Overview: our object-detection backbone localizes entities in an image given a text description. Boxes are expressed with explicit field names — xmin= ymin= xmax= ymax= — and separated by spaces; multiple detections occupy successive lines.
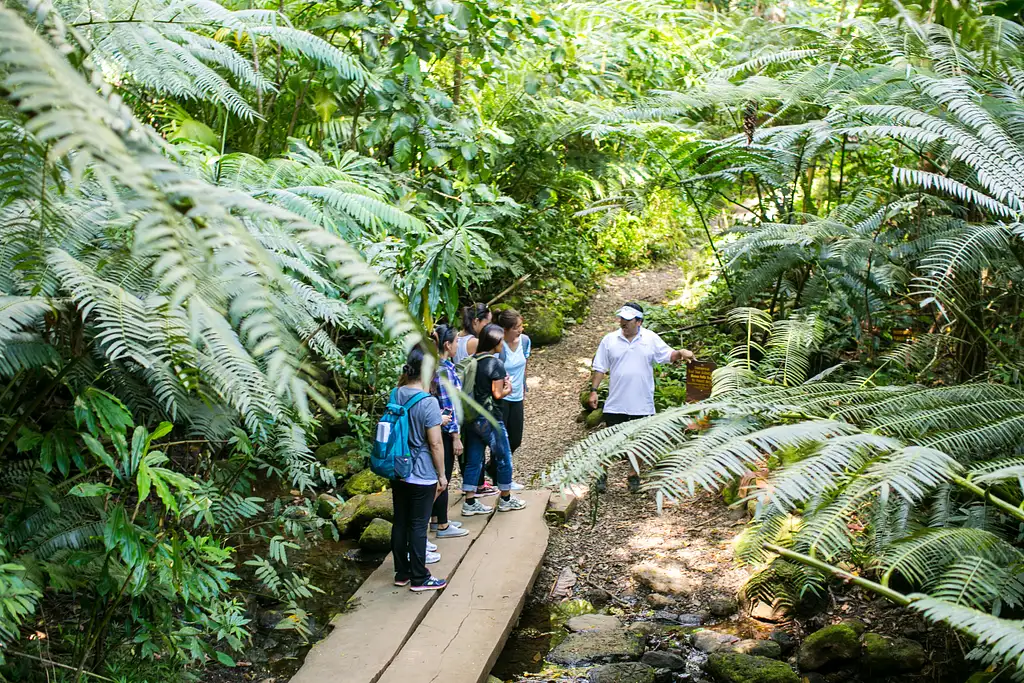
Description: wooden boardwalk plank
xmin=377 ymin=489 xmax=551 ymax=683
xmin=292 ymin=496 xmax=489 ymax=683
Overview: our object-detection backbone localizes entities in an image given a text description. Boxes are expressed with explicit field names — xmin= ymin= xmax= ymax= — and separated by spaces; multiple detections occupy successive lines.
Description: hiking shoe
xmin=462 ymin=499 xmax=493 ymax=516
xmin=394 ymin=577 xmax=410 ymax=587
xmin=594 ymin=474 xmax=607 ymax=494
xmin=627 ymin=474 xmax=642 ymax=494
xmin=426 ymin=541 xmax=437 ymax=552
xmin=429 ymin=520 xmax=463 ymax=532
xmin=410 ymin=577 xmax=446 ymax=592
xmin=436 ymin=525 xmax=469 ymax=539
xmin=497 ymin=496 xmax=528 ymax=512
xmin=509 ymin=481 xmax=525 ymax=491
xmin=426 ymin=550 xmax=441 ymax=564
xmin=476 ymin=483 xmax=499 ymax=497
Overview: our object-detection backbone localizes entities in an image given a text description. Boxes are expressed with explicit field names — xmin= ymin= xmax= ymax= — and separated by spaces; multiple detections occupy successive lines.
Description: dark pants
xmin=430 ymin=431 xmax=456 ymax=525
xmin=391 ymin=480 xmax=435 ymax=586
xmin=599 ymin=413 xmax=646 ymax=484
xmin=604 ymin=412 xmax=645 ymax=428
xmin=501 ymin=399 xmax=525 ymax=454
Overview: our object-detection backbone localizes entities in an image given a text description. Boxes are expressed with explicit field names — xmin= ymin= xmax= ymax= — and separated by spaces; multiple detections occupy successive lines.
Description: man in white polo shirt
xmin=586 ymin=301 xmax=695 ymax=492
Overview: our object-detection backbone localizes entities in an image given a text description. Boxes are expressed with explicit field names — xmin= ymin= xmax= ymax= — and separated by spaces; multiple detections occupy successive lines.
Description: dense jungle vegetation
xmin=5 ymin=0 xmax=1024 ymax=678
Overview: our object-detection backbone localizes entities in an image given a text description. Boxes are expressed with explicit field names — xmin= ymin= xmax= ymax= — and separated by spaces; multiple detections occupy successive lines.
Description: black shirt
xmin=473 ymin=354 xmax=506 ymax=420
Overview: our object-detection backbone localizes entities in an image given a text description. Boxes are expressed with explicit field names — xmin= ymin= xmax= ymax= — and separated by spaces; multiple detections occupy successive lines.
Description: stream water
xmin=245 ymin=539 xmax=382 ymax=679
xmin=490 ymin=599 xmax=718 ymax=682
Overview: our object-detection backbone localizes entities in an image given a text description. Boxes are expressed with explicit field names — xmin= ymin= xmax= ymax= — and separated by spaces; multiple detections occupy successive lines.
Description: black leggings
xmin=391 ymin=480 xmax=436 ymax=585
xmin=501 ymin=399 xmax=525 ymax=454
xmin=430 ymin=431 xmax=456 ymax=525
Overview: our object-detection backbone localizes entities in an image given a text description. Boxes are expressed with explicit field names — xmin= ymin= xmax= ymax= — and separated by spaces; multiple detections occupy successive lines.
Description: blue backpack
xmin=370 ymin=389 xmax=430 ymax=480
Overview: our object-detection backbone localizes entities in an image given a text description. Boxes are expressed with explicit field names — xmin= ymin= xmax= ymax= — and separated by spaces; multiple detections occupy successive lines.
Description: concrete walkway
xmin=291 ymin=489 xmax=551 ymax=683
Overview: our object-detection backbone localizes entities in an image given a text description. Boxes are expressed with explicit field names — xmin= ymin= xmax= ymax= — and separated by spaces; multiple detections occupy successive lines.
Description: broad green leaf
xmin=215 ymin=651 xmax=236 ymax=667
xmin=81 ymin=433 xmax=118 ymax=473
xmin=69 ymin=482 xmax=116 ymax=497
xmin=137 ymin=463 xmax=152 ymax=503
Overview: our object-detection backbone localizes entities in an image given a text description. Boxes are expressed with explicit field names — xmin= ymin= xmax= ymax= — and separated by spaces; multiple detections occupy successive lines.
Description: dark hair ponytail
xmin=432 ymin=324 xmax=456 ymax=349
xmin=476 ymin=323 xmax=505 ymax=354
xmin=401 ymin=345 xmax=426 ymax=381
xmin=461 ymin=303 xmax=490 ymax=332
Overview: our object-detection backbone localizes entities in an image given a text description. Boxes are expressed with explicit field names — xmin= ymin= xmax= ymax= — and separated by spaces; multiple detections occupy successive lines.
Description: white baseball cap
xmin=615 ymin=304 xmax=644 ymax=321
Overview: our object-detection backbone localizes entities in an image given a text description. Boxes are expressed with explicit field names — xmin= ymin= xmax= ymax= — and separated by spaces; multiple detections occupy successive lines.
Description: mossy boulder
xmin=585 ymin=409 xmax=605 ymax=430
xmin=333 ymin=490 xmax=393 ymax=536
xmin=526 ymin=306 xmax=565 ymax=346
xmin=358 ymin=518 xmax=393 ymax=551
xmin=861 ymin=632 xmax=926 ymax=674
xmin=316 ymin=493 xmax=343 ymax=519
xmin=342 ymin=469 xmax=390 ymax=497
xmin=797 ymin=622 xmax=863 ymax=671
xmin=332 ymin=494 xmax=366 ymax=536
xmin=315 ymin=441 xmax=345 ymax=462
xmin=721 ymin=477 xmax=740 ymax=506
xmin=706 ymin=652 xmax=799 ymax=683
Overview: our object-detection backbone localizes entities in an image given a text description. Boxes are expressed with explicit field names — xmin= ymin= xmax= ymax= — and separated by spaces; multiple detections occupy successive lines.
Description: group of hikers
xmin=382 ymin=300 xmax=695 ymax=592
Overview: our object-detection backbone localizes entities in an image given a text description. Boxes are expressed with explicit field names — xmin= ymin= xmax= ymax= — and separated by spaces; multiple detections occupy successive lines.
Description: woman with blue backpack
xmin=380 ymin=346 xmax=448 ymax=592
xmin=461 ymin=324 xmax=528 ymax=516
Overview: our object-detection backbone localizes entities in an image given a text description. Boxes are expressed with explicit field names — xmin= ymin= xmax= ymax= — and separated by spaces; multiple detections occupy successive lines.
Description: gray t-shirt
xmin=395 ymin=386 xmax=442 ymax=485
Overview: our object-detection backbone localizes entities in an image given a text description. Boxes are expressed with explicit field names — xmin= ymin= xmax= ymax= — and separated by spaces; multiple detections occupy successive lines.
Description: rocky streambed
xmin=491 ymin=598 xmax=931 ymax=683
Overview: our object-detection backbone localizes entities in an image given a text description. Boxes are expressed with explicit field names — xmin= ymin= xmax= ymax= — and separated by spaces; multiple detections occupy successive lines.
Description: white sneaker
xmin=426 ymin=550 xmax=441 ymax=564
xmin=497 ymin=496 xmax=528 ymax=512
xmin=426 ymin=541 xmax=437 ymax=552
xmin=509 ymin=481 xmax=525 ymax=491
xmin=462 ymin=499 xmax=493 ymax=516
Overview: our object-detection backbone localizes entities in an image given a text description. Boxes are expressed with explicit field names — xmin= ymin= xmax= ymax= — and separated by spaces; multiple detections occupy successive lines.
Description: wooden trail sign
xmin=685 ymin=361 xmax=716 ymax=402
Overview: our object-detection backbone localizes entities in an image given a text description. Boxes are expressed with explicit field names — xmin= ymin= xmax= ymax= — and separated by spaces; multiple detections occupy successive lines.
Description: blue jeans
xmin=462 ymin=416 xmax=513 ymax=492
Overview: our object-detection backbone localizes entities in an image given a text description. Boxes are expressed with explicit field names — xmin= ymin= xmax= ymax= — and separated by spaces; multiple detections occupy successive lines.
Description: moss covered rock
xmin=358 ymin=518 xmax=393 ymax=551
xmin=342 ymin=469 xmax=390 ymax=497
xmin=706 ymin=652 xmax=799 ymax=683
xmin=861 ymin=632 xmax=926 ymax=674
xmin=326 ymin=456 xmax=363 ymax=481
xmin=316 ymin=493 xmax=343 ymax=519
xmin=797 ymin=622 xmax=863 ymax=671
xmin=332 ymin=494 xmax=366 ymax=536
xmin=333 ymin=490 xmax=394 ymax=536
xmin=585 ymin=409 xmax=605 ymax=430
xmin=315 ymin=441 xmax=345 ymax=462
xmin=526 ymin=306 xmax=565 ymax=346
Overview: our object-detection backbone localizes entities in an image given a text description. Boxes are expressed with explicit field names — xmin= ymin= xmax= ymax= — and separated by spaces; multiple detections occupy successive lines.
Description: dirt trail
xmin=505 ymin=265 xmax=756 ymax=670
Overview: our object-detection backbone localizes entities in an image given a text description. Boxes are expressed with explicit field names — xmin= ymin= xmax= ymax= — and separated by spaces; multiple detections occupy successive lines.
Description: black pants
xmin=430 ymin=431 xmax=456 ymax=525
xmin=501 ymin=399 xmax=525 ymax=454
xmin=604 ymin=412 xmax=644 ymax=428
xmin=600 ymin=413 xmax=645 ymax=479
xmin=391 ymin=480 xmax=435 ymax=585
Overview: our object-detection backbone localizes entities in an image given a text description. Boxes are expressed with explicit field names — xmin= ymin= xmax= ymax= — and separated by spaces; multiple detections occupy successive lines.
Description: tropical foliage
xmin=546 ymin=1 xmax=1024 ymax=679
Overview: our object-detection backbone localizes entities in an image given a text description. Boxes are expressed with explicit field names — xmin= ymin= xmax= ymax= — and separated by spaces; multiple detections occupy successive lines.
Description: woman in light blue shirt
xmin=497 ymin=309 xmax=530 ymax=491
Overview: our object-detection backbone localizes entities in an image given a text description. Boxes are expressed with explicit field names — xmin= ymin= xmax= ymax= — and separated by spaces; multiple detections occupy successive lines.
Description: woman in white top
xmin=454 ymin=303 xmax=491 ymax=364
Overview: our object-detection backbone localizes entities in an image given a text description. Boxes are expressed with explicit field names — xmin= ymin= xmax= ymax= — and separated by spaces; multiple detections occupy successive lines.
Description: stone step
xmin=291 ymin=494 xmax=486 ymax=683
xmin=376 ymin=489 xmax=551 ymax=683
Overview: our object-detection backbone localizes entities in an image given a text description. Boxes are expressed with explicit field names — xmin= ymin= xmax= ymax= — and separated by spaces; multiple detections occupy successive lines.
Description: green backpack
xmin=456 ymin=353 xmax=495 ymax=423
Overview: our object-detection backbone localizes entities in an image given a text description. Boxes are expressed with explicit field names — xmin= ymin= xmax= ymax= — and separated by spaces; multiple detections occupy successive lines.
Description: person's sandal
xmin=410 ymin=576 xmax=447 ymax=592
